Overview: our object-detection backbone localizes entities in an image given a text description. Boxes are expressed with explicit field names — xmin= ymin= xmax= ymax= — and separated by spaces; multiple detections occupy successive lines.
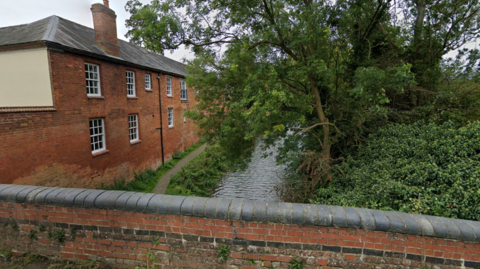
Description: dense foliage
xmin=314 ymin=121 xmax=480 ymax=220
xmin=125 ymin=0 xmax=480 ymax=163
xmin=125 ymin=0 xmax=480 ymax=218
xmin=166 ymin=144 xmax=229 ymax=196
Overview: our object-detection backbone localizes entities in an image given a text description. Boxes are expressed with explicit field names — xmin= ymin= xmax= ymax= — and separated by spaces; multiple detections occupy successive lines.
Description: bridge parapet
xmin=0 ymin=184 xmax=479 ymax=268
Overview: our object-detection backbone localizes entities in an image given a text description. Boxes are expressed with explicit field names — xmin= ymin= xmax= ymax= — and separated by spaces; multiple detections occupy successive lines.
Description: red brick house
xmin=0 ymin=1 xmax=199 ymax=188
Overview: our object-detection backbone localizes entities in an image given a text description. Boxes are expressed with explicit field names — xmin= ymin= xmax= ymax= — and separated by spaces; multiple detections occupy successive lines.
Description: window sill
xmin=127 ymin=97 xmax=138 ymax=100
xmin=145 ymin=89 xmax=153 ymax=92
xmin=92 ymin=150 xmax=109 ymax=158
xmin=181 ymin=99 xmax=188 ymax=103
xmin=130 ymin=140 xmax=142 ymax=145
xmin=167 ymin=95 xmax=173 ymax=98
xmin=168 ymin=126 xmax=174 ymax=129
xmin=87 ymin=96 xmax=105 ymax=100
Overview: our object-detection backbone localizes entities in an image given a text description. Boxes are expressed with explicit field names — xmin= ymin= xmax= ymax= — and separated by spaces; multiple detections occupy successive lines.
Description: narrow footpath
xmin=152 ymin=143 xmax=207 ymax=194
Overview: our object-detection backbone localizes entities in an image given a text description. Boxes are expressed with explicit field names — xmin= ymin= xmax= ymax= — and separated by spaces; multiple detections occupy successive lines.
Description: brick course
xmin=0 ymin=185 xmax=479 ymax=269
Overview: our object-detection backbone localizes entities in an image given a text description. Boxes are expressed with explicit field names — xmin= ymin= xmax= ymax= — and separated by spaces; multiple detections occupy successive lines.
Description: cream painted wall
xmin=0 ymin=47 xmax=53 ymax=107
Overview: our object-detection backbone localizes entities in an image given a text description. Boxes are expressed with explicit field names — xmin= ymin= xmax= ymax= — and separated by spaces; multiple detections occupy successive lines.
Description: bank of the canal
xmin=212 ymin=140 xmax=286 ymax=201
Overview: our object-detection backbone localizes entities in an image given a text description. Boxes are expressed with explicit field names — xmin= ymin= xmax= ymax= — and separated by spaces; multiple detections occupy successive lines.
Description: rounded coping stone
xmin=180 ymin=196 xmax=197 ymax=216
xmin=7 ymin=186 xmax=38 ymax=202
xmin=331 ymin=205 xmax=347 ymax=228
xmin=303 ymin=204 xmax=319 ymax=226
xmin=35 ymin=187 xmax=61 ymax=205
xmin=291 ymin=203 xmax=305 ymax=225
xmin=424 ymin=215 xmax=449 ymax=239
xmin=26 ymin=187 xmax=58 ymax=204
xmin=45 ymin=188 xmax=71 ymax=205
xmin=0 ymin=184 xmax=14 ymax=193
xmin=192 ymin=197 xmax=209 ymax=217
xmin=146 ymin=194 xmax=166 ymax=214
xmin=241 ymin=199 xmax=255 ymax=221
xmin=384 ymin=211 xmax=407 ymax=233
xmin=411 ymin=214 xmax=435 ymax=237
xmin=1 ymin=184 xmax=480 ymax=243
xmin=62 ymin=189 xmax=88 ymax=207
xmin=168 ymin=196 xmax=187 ymax=215
xmin=343 ymin=207 xmax=361 ymax=229
xmin=124 ymin=192 xmax=144 ymax=211
xmin=83 ymin=190 xmax=106 ymax=208
xmin=54 ymin=188 xmax=85 ymax=205
xmin=396 ymin=212 xmax=421 ymax=235
xmin=114 ymin=192 xmax=135 ymax=210
xmin=157 ymin=195 xmax=176 ymax=214
xmin=354 ymin=208 xmax=376 ymax=230
xmin=370 ymin=209 xmax=391 ymax=232
xmin=266 ymin=202 xmax=280 ymax=223
xmin=278 ymin=202 xmax=292 ymax=224
xmin=204 ymin=198 xmax=222 ymax=219
xmin=0 ymin=185 xmax=29 ymax=202
xmin=253 ymin=201 xmax=268 ymax=222
xmin=136 ymin=193 xmax=157 ymax=213
xmin=215 ymin=198 xmax=231 ymax=220
xmin=16 ymin=186 xmax=45 ymax=203
xmin=227 ymin=199 xmax=244 ymax=221
xmin=98 ymin=191 xmax=128 ymax=210
xmin=317 ymin=204 xmax=333 ymax=226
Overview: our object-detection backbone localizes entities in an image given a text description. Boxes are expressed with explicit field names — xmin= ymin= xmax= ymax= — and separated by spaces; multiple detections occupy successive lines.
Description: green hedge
xmin=315 ymin=121 xmax=480 ymax=220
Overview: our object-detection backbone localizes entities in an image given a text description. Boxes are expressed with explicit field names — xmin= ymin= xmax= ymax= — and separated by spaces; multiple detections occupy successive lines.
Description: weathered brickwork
xmin=0 ymin=185 xmax=479 ymax=269
xmin=0 ymin=49 xmax=199 ymax=187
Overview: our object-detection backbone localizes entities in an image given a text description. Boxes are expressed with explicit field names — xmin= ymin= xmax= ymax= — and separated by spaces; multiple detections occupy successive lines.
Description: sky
xmin=0 ymin=0 xmax=193 ymax=63
xmin=0 ymin=0 xmax=477 ymax=61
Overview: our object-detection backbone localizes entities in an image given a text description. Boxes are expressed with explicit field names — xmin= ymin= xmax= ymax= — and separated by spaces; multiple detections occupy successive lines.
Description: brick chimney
xmin=91 ymin=0 xmax=120 ymax=56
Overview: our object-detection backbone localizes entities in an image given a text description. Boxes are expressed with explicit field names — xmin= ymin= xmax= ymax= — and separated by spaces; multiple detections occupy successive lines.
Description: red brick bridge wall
xmin=0 ymin=184 xmax=479 ymax=269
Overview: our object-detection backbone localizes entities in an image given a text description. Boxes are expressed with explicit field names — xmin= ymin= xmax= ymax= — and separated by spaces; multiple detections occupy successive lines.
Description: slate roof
xmin=0 ymin=16 xmax=187 ymax=76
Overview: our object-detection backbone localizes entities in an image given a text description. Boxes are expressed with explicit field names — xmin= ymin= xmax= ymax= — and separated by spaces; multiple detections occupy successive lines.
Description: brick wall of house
xmin=159 ymin=74 xmax=199 ymax=160
xmin=0 ymin=49 xmax=199 ymax=187
xmin=0 ymin=185 xmax=479 ymax=269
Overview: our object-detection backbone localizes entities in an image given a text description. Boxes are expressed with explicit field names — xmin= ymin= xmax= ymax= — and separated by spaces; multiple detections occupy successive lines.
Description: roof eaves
xmin=45 ymin=41 xmax=187 ymax=78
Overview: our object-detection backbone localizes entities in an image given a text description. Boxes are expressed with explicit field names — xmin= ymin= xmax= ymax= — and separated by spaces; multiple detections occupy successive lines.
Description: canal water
xmin=211 ymin=140 xmax=286 ymax=201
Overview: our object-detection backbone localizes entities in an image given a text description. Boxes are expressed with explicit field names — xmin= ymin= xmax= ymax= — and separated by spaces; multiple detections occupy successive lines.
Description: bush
xmin=314 ymin=121 xmax=480 ymax=220
xmin=166 ymin=143 xmax=229 ymax=197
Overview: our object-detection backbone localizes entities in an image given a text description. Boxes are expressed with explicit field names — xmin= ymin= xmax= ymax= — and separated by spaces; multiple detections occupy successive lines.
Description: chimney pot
xmin=103 ymin=0 xmax=109 ymax=7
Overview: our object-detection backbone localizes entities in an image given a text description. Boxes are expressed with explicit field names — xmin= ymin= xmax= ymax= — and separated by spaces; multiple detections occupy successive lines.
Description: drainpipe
xmin=157 ymin=73 xmax=165 ymax=165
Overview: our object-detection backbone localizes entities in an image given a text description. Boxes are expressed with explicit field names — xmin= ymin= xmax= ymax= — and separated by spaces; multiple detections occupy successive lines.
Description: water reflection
xmin=212 ymin=140 xmax=285 ymax=201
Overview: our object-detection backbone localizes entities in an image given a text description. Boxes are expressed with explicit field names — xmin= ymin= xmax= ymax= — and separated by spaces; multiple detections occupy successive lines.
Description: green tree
xmin=125 ymin=0 xmax=413 ymax=165
xmin=125 ymin=0 xmax=480 ymax=201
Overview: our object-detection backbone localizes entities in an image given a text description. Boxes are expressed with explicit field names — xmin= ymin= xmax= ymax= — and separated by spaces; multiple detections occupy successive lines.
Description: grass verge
xmin=165 ymin=143 xmax=229 ymax=197
xmin=100 ymin=140 xmax=204 ymax=193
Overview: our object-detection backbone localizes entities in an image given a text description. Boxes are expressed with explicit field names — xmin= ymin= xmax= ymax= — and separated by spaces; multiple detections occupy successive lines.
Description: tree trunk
xmin=413 ymin=0 xmax=426 ymax=58
xmin=308 ymin=77 xmax=331 ymax=161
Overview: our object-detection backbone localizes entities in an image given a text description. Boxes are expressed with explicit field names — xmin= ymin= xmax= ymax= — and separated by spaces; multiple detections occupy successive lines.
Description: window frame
xmin=145 ymin=74 xmax=151 ymax=91
xmin=183 ymin=109 xmax=187 ymax=122
xmin=126 ymin=70 xmax=136 ymax=97
xmin=89 ymin=118 xmax=106 ymax=154
xmin=168 ymin=108 xmax=174 ymax=127
xmin=85 ymin=63 xmax=101 ymax=97
xmin=128 ymin=114 xmax=139 ymax=143
xmin=180 ymin=79 xmax=187 ymax=100
xmin=166 ymin=76 xmax=172 ymax=97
